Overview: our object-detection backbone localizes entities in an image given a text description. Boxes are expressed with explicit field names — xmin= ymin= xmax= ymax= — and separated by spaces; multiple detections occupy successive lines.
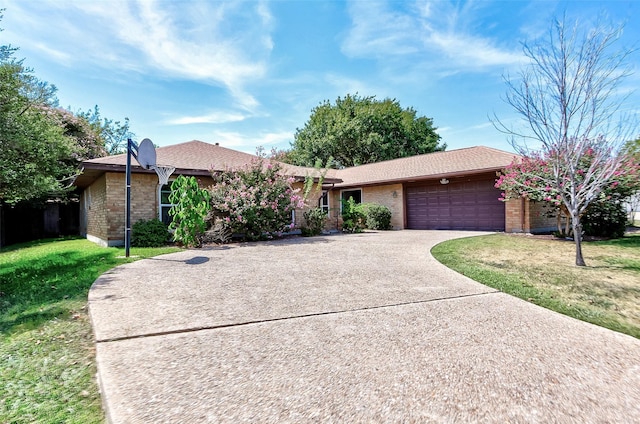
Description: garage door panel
xmin=406 ymin=178 xmax=504 ymax=231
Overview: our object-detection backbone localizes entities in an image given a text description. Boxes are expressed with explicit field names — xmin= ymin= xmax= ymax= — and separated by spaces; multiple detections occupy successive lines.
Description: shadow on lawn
xmin=0 ymin=250 xmax=122 ymax=334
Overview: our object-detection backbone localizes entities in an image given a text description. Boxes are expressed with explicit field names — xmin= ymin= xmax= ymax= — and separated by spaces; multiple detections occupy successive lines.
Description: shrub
xmin=361 ymin=203 xmax=392 ymax=230
xmin=341 ymin=197 xmax=365 ymax=233
xmin=168 ymin=175 xmax=211 ymax=247
xmin=131 ymin=219 xmax=170 ymax=247
xmin=208 ymin=156 xmax=304 ymax=241
xmin=302 ymin=207 xmax=327 ymax=236
xmin=582 ymin=200 xmax=628 ymax=238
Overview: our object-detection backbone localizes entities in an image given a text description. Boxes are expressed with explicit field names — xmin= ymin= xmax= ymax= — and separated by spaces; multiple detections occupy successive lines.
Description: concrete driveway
xmin=89 ymin=231 xmax=640 ymax=423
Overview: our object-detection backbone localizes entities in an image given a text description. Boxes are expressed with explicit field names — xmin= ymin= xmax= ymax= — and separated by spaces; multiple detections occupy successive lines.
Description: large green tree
xmin=77 ymin=105 xmax=135 ymax=155
xmin=286 ymin=94 xmax=445 ymax=168
xmin=0 ymin=41 xmax=78 ymax=204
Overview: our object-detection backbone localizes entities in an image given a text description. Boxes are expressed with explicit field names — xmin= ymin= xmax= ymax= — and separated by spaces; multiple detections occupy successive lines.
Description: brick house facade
xmin=74 ymin=140 xmax=556 ymax=246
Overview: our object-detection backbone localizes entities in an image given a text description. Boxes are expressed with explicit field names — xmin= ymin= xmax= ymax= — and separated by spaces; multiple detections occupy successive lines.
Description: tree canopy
xmin=284 ymin=94 xmax=445 ymax=168
xmin=0 ymin=13 xmax=135 ymax=205
xmin=0 ymin=34 xmax=78 ymax=204
xmin=77 ymin=105 xmax=135 ymax=155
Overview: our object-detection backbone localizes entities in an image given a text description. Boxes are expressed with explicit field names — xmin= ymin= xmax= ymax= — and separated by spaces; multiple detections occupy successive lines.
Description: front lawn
xmin=431 ymin=233 xmax=640 ymax=339
xmin=0 ymin=238 xmax=180 ymax=423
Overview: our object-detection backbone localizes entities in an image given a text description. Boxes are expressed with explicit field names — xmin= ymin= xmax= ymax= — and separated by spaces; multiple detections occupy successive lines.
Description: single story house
xmin=74 ymin=140 xmax=554 ymax=246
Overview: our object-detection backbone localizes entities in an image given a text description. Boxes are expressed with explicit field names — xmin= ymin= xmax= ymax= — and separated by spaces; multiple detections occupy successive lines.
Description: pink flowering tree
xmin=208 ymin=156 xmax=304 ymax=241
xmin=492 ymin=16 xmax=638 ymax=266
xmin=496 ymin=144 xmax=640 ymax=240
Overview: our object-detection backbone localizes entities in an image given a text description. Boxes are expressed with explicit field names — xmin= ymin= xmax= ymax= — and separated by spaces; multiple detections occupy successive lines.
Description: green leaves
xmin=288 ymin=93 xmax=444 ymax=168
xmin=209 ymin=158 xmax=302 ymax=241
xmin=168 ymin=176 xmax=211 ymax=248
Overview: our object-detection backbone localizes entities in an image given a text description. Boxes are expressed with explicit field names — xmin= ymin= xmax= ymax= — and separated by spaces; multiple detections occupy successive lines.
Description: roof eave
xmin=333 ymin=167 xmax=505 ymax=189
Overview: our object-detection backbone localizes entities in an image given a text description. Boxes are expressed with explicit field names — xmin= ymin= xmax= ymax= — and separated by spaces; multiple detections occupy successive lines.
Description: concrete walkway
xmin=89 ymin=231 xmax=640 ymax=423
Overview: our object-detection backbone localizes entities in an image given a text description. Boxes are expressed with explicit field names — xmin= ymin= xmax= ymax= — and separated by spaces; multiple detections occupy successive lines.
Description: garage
xmin=405 ymin=176 xmax=505 ymax=231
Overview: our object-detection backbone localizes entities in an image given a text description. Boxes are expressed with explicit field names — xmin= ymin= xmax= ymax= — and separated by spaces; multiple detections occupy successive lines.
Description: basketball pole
xmin=125 ymin=138 xmax=139 ymax=258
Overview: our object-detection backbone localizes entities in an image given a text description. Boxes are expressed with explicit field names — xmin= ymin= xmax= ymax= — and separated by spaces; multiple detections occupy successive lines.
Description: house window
xmin=341 ymin=189 xmax=362 ymax=206
xmin=159 ymin=184 xmax=175 ymax=225
xmin=340 ymin=189 xmax=362 ymax=213
xmin=318 ymin=191 xmax=330 ymax=214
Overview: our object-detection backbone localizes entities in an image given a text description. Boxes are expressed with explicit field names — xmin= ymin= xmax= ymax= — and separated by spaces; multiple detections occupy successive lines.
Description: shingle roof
xmin=77 ymin=141 xmax=519 ymax=189
xmin=83 ymin=140 xmax=260 ymax=171
xmin=76 ymin=140 xmax=339 ymax=188
xmin=332 ymin=146 xmax=519 ymax=188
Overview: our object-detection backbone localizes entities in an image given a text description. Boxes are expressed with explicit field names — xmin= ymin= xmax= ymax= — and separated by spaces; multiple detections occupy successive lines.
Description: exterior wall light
xmin=440 ymin=178 xmax=449 ymax=185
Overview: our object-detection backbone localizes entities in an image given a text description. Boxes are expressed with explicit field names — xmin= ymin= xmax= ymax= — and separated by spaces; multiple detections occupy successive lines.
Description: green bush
xmin=582 ymin=200 xmax=628 ymax=238
xmin=341 ymin=197 xmax=366 ymax=233
xmin=302 ymin=207 xmax=327 ymax=236
xmin=131 ymin=219 xmax=170 ymax=247
xmin=361 ymin=203 xmax=392 ymax=230
xmin=168 ymin=175 xmax=211 ymax=247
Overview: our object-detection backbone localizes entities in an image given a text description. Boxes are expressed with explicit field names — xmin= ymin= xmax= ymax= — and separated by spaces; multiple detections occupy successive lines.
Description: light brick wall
xmin=505 ymin=198 xmax=525 ymax=233
xmin=362 ymin=184 xmax=404 ymax=229
xmin=105 ymin=173 xmax=158 ymax=245
xmin=84 ymin=172 xmax=216 ymax=246
xmin=505 ymin=197 xmax=556 ymax=233
xmin=324 ymin=183 xmax=405 ymax=231
xmin=291 ymin=182 xmax=325 ymax=229
xmin=85 ymin=174 xmax=108 ymax=242
xmin=529 ymin=201 xmax=557 ymax=233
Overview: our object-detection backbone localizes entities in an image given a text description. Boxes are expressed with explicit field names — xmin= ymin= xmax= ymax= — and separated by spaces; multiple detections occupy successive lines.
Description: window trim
xmin=340 ymin=188 xmax=363 ymax=212
xmin=318 ymin=190 xmax=330 ymax=215
xmin=158 ymin=182 xmax=176 ymax=225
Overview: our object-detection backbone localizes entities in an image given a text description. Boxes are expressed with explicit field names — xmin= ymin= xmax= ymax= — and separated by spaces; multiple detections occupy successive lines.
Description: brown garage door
xmin=405 ymin=178 xmax=504 ymax=231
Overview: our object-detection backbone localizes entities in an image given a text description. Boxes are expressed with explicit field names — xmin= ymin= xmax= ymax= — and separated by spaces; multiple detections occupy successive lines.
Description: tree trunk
xmin=572 ymin=216 xmax=586 ymax=266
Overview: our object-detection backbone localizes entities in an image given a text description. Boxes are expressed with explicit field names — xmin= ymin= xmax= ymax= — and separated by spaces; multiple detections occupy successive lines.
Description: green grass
xmin=431 ymin=233 xmax=640 ymax=339
xmin=0 ymin=237 xmax=180 ymax=423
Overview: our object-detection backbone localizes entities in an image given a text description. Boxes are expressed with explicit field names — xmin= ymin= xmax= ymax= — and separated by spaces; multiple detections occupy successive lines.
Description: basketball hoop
xmin=152 ymin=165 xmax=175 ymax=186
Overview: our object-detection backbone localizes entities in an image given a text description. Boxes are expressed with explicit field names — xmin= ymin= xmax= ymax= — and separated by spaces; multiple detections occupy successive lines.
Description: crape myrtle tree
xmin=623 ymin=138 xmax=640 ymax=224
xmin=284 ymin=94 xmax=445 ymax=168
xmin=208 ymin=150 xmax=305 ymax=241
xmin=496 ymin=148 xmax=640 ymax=236
xmin=493 ymin=15 xmax=638 ymax=266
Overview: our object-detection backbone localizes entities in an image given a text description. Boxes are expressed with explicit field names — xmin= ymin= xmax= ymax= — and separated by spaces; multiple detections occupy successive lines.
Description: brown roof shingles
xmin=332 ymin=146 xmax=519 ymax=188
xmin=84 ymin=140 xmax=260 ymax=172
xmin=78 ymin=140 xmax=519 ymax=189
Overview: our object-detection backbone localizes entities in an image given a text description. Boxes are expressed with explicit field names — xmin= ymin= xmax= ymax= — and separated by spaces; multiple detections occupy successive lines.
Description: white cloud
xmin=4 ymin=0 xmax=273 ymax=110
xmin=209 ymin=130 xmax=293 ymax=152
xmin=342 ymin=0 xmax=525 ymax=74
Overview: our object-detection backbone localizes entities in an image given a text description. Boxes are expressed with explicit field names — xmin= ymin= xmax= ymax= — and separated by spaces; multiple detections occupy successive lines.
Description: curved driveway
xmin=89 ymin=231 xmax=640 ymax=423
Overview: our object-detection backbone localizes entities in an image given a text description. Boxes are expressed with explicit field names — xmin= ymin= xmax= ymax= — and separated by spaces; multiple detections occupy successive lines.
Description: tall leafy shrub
xmin=582 ymin=200 xmax=628 ymax=238
xmin=168 ymin=175 xmax=211 ymax=247
xmin=209 ymin=157 xmax=304 ymax=241
xmin=341 ymin=197 xmax=365 ymax=233
xmin=302 ymin=207 xmax=327 ymax=236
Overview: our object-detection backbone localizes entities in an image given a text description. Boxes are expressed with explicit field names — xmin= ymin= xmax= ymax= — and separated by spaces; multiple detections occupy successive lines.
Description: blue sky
xmin=1 ymin=0 xmax=639 ymax=155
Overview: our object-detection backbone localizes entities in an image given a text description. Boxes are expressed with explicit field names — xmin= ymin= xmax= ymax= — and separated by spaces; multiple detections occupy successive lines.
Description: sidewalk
xmin=89 ymin=231 xmax=640 ymax=423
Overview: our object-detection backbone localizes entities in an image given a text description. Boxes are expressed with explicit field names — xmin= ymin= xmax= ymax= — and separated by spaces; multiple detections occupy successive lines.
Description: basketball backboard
xmin=136 ymin=138 xmax=157 ymax=169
